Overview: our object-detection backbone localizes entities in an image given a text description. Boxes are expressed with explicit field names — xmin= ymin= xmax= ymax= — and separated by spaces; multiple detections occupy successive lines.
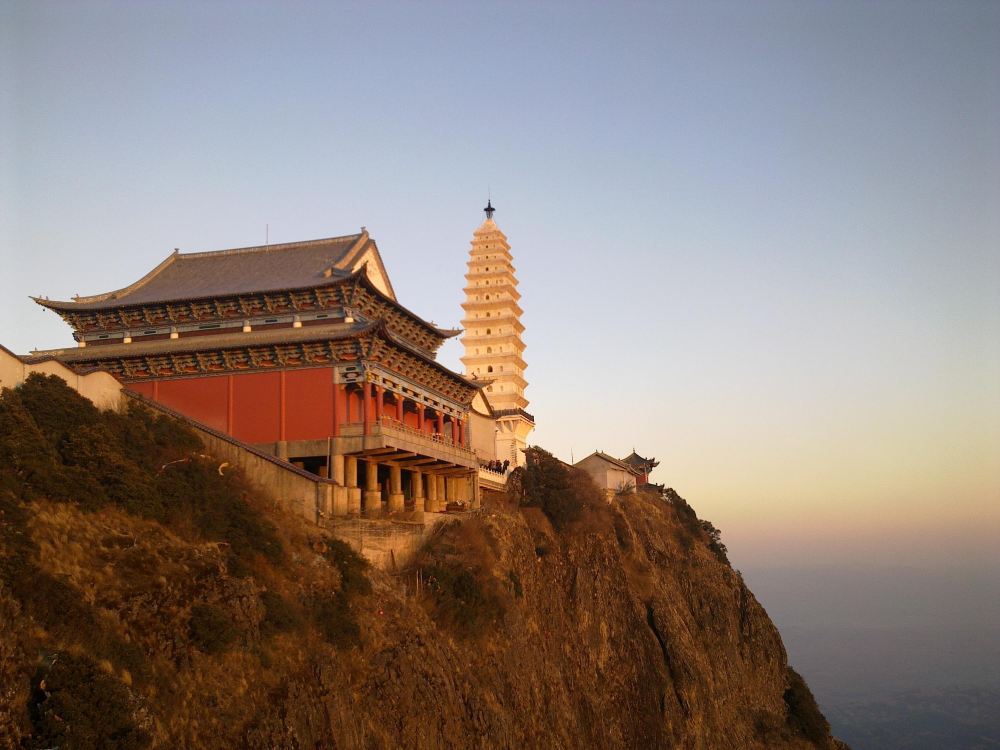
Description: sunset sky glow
xmin=2 ymin=0 xmax=998 ymax=571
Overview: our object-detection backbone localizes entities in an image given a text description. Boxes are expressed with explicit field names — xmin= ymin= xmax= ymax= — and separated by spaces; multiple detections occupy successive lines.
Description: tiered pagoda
xmin=30 ymin=230 xmax=480 ymax=515
xmin=459 ymin=201 xmax=534 ymax=467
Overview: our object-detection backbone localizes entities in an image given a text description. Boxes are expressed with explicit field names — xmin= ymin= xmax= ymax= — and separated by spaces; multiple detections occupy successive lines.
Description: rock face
xmin=0 ymin=373 xmax=845 ymax=748
xmin=0 ymin=491 xmax=844 ymax=749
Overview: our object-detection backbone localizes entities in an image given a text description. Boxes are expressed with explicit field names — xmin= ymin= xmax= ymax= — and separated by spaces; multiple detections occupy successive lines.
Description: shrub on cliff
xmin=424 ymin=563 xmax=505 ymax=638
xmin=260 ymin=591 xmax=302 ymax=636
xmin=321 ymin=537 xmax=372 ymax=597
xmin=188 ymin=603 xmax=238 ymax=654
xmin=314 ymin=592 xmax=362 ymax=648
xmin=0 ymin=374 xmax=283 ymax=575
xmin=510 ymin=446 xmax=603 ymax=530
xmin=307 ymin=537 xmax=371 ymax=649
xmin=784 ymin=667 xmax=831 ymax=747
xmin=664 ymin=487 xmax=730 ymax=565
xmin=28 ymin=652 xmax=151 ymax=750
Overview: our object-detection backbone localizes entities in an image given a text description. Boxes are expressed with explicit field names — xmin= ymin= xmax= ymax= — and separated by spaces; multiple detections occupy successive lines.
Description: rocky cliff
xmin=0 ymin=374 xmax=846 ymax=748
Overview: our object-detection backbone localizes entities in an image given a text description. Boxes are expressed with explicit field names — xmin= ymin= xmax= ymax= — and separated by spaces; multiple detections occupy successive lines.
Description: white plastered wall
xmin=0 ymin=346 xmax=122 ymax=410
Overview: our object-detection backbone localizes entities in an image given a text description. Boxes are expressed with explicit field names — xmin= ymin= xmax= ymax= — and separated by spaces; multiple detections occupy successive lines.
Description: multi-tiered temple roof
xmin=33 ymin=231 xmax=459 ymax=356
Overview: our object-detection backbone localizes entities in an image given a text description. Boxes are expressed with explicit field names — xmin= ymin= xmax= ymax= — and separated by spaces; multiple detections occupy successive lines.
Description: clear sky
xmin=2 ymin=0 xmax=998 ymax=570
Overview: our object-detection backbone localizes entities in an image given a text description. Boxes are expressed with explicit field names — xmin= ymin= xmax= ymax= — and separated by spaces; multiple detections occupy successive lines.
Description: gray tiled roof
xmin=36 ymin=233 xmax=368 ymax=310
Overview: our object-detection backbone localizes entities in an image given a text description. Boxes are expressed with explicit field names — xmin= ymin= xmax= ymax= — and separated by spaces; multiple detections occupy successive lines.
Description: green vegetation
xmin=188 ymin=603 xmax=239 ymax=654
xmin=28 ymin=652 xmax=151 ymax=750
xmin=411 ymin=520 xmax=507 ymax=639
xmin=321 ymin=537 xmax=372 ymax=597
xmin=0 ymin=373 xmax=283 ymax=575
xmin=424 ymin=563 xmax=505 ymax=638
xmin=313 ymin=592 xmax=362 ymax=648
xmin=508 ymin=446 xmax=604 ymax=530
xmin=260 ymin=590 xmax=302 ymax=636
xmin=663 ymin=487 xmax=730 ymax=565
xmin=784 ymin=667 xmax=832 ymax=747
xmin=307 ymin=537 xmax=373 ymax=648
xmin=0 ymin=492 xmax=149 ymax=686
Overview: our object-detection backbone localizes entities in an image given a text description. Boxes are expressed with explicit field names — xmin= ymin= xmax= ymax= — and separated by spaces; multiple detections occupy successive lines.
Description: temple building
xmin=621 ymin=451 xmax=659 ymax=487
xmin=459 ymin=201 xmax=534 ymax=467
xmin=29 ymin=229 xmax=483 ymax=516
xmin=574 ymin=450 xmax=660 ymax=500
xmin=574 ymin=452 xmax=643 ymax=500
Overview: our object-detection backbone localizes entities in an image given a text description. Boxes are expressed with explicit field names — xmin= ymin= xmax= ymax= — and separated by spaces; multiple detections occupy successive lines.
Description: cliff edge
xmin=0 ymin=374 xmax=846 ymax=748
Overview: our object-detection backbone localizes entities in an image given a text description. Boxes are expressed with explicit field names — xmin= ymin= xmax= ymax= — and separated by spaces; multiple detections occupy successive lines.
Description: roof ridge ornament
xmin=484 ymin=199 xmax=495 ymax=220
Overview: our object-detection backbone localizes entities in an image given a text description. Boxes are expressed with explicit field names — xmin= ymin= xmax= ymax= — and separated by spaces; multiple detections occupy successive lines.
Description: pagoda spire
xmin=483 ymin=199 xmax=495 ymax=220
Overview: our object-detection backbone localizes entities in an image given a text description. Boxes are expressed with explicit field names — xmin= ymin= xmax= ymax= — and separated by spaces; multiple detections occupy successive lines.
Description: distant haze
xmin=2 ymin=1 xmax=998 ymax=573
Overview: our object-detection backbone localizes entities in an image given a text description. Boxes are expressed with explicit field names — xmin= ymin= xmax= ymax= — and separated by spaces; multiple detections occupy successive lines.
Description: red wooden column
xmin=417 ymin=404 xmax=425 ymax=432
xmin=279 ymin=370 xmax=287 ymax=441
xmin=436 ymin=411 xmax=445 ymax=437
xmin=362 ymin=381 xmax=372 ymax=436
xmin=226 ymin=375 xmax=234 ymax=433
xmin=331 ymin=382 xmax=342 ymax=436
xmin=456 ymin=418 xmax=464 ymax=447
xmin=396 ymin=395 xmax=404 ymax=422
xmin=375 ymin=386 xmax=385 ymax=423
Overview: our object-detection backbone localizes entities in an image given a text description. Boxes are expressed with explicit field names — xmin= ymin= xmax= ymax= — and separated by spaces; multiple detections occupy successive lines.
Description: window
xmin=486 ymin=347 xmax=492 ymax=354
xmin=487 ymin=366 xmax=493 ymax=373
xmin=486 ymin=328 xmax=491 ymax=335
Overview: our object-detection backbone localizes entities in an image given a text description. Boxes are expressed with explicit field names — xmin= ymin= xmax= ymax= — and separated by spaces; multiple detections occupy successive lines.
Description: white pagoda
xmin=460 ymin=201 xmax=534 ymax=467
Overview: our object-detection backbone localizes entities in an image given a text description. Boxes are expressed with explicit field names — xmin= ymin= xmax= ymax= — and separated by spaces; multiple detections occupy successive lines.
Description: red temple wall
xmin=128 ymin=382 xmax=154 ymax=398
xmin=158 ymin=376 xmax=229 ymax=433
xmin=230 ymin=371 xmax=279 ymax=443
xmin=125 ymin=369 xmax=448 ymax=445
xmin=284 ymin=369 xmax=333 ymax=440
xmin=126 ymin=368 xmax=335 ymax=445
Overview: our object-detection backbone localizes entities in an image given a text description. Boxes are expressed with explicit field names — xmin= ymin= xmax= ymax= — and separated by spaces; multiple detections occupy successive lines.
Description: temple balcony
xmin=334 ymin=419 xmax=477 ymax=470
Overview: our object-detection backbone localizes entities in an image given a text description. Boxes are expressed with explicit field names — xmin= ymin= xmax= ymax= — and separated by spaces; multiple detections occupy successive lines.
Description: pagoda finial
xmin=484 ymin=199 xmax=495 ymax=220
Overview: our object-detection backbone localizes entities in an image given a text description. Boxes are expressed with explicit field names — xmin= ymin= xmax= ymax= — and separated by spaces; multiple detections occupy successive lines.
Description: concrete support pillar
xmin=363 ymin=460 xmax=381 ymax=513
xmin=331 ymin=454 xmax=345 ymax=485
xmin=387 ymin=464 xmax=404 ymax=511
xmin=425 ymin=473 xmax=437 ymax=512
xmin=437 ymin=475 xmax=447 ymax=509
xmin=345 ymin=456 xmax=358 ymax=487
xmin=470 ymin=470 xmax=481 ymax=509
xmin=344 ymin=456 xmax=361 ymax=514
xmin=413 ymin=469 xmax=424 ymax=503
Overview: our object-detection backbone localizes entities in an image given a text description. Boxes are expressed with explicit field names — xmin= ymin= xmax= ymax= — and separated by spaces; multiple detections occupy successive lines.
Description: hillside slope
xmin=0 ymin=374 xmax=846 ymax=749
